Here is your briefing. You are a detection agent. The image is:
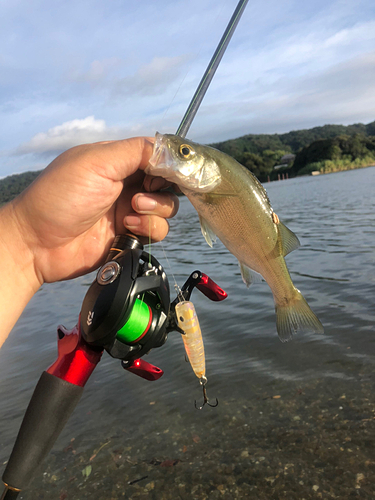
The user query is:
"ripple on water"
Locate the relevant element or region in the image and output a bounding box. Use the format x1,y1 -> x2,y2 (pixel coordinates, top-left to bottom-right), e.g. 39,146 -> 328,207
1,167 -> 375,491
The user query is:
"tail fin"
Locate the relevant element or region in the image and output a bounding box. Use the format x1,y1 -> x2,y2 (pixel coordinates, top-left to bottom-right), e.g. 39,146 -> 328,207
275,290 -> 324,343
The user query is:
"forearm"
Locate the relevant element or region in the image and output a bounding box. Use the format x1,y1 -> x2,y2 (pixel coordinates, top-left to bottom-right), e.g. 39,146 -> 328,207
0,201 -> 42,348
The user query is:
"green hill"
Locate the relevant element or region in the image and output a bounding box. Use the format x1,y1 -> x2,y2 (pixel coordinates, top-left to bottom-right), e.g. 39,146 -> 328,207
211,122 -> 375,157
291,134 -> 375,176
0,120 -> 374,206
0,171 -> 41,206
211,121 -> 375,181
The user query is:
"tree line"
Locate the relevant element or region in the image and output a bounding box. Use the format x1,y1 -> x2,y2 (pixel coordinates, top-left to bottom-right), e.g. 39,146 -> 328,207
1,120 -> 375,205
212,120 -> 375,182
0,171 -> 41,206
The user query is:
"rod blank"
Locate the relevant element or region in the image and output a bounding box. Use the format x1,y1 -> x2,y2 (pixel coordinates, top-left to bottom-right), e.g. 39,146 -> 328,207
176,0 -> 249,138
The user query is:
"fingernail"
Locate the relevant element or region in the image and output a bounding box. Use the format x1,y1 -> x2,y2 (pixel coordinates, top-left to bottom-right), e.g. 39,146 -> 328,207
124,215 -> 141,227
135,195 -> 157,212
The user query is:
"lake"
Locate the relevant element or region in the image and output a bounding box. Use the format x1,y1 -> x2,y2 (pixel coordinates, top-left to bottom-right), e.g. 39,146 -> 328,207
1,166 -> 375,499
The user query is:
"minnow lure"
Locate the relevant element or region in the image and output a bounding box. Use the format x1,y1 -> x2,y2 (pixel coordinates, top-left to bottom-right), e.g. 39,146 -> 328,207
175,300 -> 218,409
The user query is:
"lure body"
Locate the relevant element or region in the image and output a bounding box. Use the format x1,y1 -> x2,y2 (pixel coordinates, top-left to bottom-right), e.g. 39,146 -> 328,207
175,301 -> 205,379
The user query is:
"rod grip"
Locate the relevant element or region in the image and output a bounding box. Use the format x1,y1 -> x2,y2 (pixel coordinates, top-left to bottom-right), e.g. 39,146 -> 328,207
2,371 -> 83,490
0,487 -> 20,500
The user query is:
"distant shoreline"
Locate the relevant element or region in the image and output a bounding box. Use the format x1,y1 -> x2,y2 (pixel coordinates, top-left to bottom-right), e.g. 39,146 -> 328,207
265,163 -> 375,184
304,162 -> 375,177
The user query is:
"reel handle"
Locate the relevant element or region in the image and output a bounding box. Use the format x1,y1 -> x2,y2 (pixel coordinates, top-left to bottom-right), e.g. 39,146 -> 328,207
196,273 -> 227,301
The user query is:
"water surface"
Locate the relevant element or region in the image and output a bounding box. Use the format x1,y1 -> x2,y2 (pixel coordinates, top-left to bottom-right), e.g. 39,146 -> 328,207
1,167 -> 375,499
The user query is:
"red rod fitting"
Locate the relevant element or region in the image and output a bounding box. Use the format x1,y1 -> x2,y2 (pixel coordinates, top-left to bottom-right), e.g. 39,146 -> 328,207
47,322 -> 103,387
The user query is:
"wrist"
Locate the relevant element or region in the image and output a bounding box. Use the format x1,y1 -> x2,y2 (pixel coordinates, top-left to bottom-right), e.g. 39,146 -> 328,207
0,200 -> 42,346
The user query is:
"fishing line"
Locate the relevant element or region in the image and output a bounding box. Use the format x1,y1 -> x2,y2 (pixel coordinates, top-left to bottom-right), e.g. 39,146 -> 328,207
138,171 -> 182,302
142,198 -> 182,304
154,0 -> 229,134
148,214 -> 152,266
146,0 -> 249,305
176,0 -> 249,138
145,0 -> 249,292
155,69 -> 190,133
160,238 -> 182,301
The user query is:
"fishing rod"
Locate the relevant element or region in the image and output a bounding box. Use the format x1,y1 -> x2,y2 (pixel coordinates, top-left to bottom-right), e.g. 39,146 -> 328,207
176,0 -> 249,138
1,1 -> 248,498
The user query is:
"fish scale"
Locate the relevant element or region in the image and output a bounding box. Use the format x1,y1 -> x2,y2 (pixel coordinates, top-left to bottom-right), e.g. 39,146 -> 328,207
188,168 -> 294,294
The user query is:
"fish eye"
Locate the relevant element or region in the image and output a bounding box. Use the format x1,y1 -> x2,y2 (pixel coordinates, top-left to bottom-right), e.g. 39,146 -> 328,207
179,144 -> 193,158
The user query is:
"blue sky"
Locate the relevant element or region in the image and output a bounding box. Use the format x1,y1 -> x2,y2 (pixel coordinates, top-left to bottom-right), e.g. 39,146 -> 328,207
1,0 -> 375,177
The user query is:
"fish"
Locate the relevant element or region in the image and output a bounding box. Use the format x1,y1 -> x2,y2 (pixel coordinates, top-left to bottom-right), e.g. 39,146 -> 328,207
146,133 -> 324,342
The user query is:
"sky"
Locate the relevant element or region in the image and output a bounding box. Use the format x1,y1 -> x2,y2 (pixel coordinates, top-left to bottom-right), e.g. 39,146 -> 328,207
1,0 -> 375,177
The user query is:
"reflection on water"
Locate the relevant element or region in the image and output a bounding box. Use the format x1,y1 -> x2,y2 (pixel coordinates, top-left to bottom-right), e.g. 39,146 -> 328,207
1,167 -> 375,498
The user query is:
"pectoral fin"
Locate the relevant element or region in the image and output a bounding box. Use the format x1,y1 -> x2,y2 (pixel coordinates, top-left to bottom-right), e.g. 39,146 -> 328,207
239,262 -> 263,288
199,215 -> 217,247
278,222 -> 300,257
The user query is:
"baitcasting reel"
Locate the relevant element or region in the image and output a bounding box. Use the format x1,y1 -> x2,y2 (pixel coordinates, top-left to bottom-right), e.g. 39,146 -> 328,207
81,233 -> 227,379
80,234 -> 170,373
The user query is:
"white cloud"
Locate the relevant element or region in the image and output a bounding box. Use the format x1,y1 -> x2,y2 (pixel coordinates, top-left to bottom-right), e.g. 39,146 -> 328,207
220,17 -> 375,89
1,0 -> 375,175
193,50 -> 375,142
68,57 -> 124,86
112,55 -> 191,97
15,116 -> 124,155
325,20 -> 375,48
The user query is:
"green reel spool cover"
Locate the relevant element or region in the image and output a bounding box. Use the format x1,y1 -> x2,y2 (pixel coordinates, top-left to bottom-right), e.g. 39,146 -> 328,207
116,298 -> 152,344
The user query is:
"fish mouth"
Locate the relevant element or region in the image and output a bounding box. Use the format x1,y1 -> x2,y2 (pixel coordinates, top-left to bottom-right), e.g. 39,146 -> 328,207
146,133 -> 172,177
147,132 -> 194,185
146,132 -> 221,192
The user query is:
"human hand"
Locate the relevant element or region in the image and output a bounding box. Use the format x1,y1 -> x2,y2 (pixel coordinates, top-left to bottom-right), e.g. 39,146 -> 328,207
7,137 -> 179,285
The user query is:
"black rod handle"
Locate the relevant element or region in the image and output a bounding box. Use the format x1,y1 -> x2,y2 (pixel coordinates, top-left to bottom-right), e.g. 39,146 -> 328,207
1,486 -> 20,500
2,372 -> 83,491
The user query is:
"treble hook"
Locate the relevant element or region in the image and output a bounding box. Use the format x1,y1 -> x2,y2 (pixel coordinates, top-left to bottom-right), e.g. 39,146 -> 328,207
195,376 -> 218,410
